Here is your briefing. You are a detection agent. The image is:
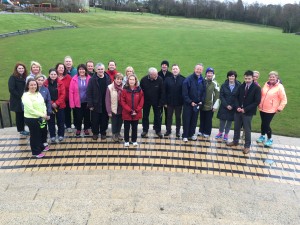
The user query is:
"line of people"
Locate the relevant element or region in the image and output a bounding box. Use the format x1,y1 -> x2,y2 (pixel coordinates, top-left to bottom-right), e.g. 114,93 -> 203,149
8,58 -> 287,158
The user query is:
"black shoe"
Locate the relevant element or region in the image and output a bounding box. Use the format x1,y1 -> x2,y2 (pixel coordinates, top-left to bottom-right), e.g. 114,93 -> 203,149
141,131 -> 148,138
92,135 -> 98,140
101,134 -> 106,140
176,133 -> 181,138
164,132 -> 171,137
156,132 -> 163,138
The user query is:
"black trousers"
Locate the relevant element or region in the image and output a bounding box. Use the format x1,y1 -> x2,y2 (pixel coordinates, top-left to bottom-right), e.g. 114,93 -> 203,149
161,106 -> 168,129
124,120 -> 138,142
24,118 -> 43,155
182,104 -> 199,138
15,111 -> 25,132
74,103 -> 91,131
199,110 -> 214,135
166,105 -> 182,134
260,111 -> 275,139
142,103 -> 162,133
41,124 -> 48,144
91,110 -> 109,135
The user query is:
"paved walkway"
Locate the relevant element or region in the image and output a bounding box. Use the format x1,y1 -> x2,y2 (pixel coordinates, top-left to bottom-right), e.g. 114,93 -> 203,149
0,127 -> 299,224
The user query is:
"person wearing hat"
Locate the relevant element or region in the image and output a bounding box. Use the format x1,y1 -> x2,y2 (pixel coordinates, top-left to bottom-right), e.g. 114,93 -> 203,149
158,60 -> 173,131
198,67 -> 220,138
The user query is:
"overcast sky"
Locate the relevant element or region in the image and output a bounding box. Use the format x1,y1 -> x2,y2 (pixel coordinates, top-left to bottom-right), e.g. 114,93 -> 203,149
242,0 -> 298,5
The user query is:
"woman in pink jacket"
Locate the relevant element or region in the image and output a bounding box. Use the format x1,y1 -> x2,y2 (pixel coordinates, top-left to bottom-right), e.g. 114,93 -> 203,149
257,71 -> 287,147
69,64 -> 91,137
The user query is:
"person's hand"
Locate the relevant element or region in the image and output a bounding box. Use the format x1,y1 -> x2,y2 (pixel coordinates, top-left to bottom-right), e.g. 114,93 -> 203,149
227,105 -> 232,110
46,116 -> 50,120
89,107 -> 94,111
164,105 -> 167,108
108,113 -> 112,117
52,103 -> 57,108
241,109 -> 245,113
237,107 -> 242,112
191,102 -> 196,107
212,108 -> 217,112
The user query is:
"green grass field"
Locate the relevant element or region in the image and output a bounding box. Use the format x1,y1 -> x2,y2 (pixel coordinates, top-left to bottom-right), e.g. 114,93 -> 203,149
0,10 -> 299,137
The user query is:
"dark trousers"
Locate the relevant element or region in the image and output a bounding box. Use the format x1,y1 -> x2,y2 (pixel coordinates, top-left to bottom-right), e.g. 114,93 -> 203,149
24,118 -> 43,155
233,112 -> 253,148
74,103 -> 91,131
111,113 -> 123,134
161,106 -> 168,129
15,111 -> 25,132
142,103 -> 162,133
48,109 -> 65,138
41,124 -> 48,144
260,111 -> 275,139
182,104 -> 199,138
199,110 -> 214,135
64,101 -> 72,128
124,120 -> 138,142
166,105 -> 182,134
91,110 -> 109,135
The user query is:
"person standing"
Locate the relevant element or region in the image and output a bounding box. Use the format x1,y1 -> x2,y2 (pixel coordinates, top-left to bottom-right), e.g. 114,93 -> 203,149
140,67 -> 164,138
198,67 -> 220,138
69,64 -> 91,137
105,73 -> 124,142
163,64 -> 185,137
64,56 -> 77,77
122,66 -> 135,87
253,71 -> 260,86
215,71 -> 241,142
26,61 -> 43,83
8,62 -> 29,135
120,74 -> 144,147
227,70 -> 261,154
105,60 -> 118,83
182,63 -> 206,142
257,71 -> 287,147
22,79 -> 47,158
86,60 -> 95,76
87,63 -> 111,141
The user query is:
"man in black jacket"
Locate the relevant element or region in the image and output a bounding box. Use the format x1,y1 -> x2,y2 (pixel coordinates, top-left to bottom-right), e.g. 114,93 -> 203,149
140,67 -> 165,138
164,64 -> 185,137
227,70 -> 261,154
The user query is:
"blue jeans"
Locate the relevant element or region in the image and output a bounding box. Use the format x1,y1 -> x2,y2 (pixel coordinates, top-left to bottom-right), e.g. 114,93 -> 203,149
48,109 -> 65,138
182,104 -> 199,138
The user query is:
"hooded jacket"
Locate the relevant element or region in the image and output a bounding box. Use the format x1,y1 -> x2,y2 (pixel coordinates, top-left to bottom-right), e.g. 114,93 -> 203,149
202,75 -> 220,111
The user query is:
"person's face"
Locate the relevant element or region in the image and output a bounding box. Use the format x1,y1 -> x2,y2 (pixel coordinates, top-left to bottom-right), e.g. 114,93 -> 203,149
253,73 -> 259,82
128,76 -> 136,86
244,75 -> 253,85
161,64 -> 168,72
36,77 -> 44,87
108,62 -> 116,71
17,65 -> 25,75
268,74 -> 277,84
96,66 -> 105,76
86,62 -> 94,72
228,75 -> 236,82
172,66 -> 180,76
194,65 -> 203,76
31,65 -> 40,75
149,71 -> 158,80
49,71 -> 58,81
206,71 -> 214,80
78,67 -> 86,76
28,80 -> 37,93
126,68 -> 134,77
115,77 -> 123,86
64,58 -> 73,69
57,64 -> 65,75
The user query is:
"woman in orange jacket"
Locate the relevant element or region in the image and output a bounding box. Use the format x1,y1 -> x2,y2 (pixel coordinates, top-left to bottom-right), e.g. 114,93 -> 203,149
257,71 -> 287,147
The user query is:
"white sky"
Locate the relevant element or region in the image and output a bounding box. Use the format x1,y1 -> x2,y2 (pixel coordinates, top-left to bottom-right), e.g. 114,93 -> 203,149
242,0 -> 298,5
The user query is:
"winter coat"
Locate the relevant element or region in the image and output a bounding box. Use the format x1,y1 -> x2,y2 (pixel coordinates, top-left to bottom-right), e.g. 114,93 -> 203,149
86,74 -> 111,113
120,86 -> 144,121
59,74 -> 72,102
105,70 -> 118,83
217,80 -> 241,121
39,86 -> 52,116
8,75 -> 26,112
259,81 -> 287,113
182,73 -> 206,105
202,76 -> 220,111
158,70 -> 173,82
235,82 -> 261,116
44,78 -> 66,109
140,75 -> 164,106
69,75 -> 91,108
164,74 -> 185,106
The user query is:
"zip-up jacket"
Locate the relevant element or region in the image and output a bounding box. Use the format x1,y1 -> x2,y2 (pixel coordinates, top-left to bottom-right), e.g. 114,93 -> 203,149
182,73 -> 206,105
202,76 -> 220,111
164,74 -> 185,106
44,78 -> 66,109
69,74 -> 91,108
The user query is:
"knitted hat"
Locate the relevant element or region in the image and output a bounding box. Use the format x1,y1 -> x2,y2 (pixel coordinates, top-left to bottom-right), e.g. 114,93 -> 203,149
161,60 -> 169,67
206,67 -> 214,74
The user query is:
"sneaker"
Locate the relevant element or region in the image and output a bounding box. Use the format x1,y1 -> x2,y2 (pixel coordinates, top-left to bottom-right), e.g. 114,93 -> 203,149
176,133 -> 181,138
190,135 -> 197,141
132,142 -> 138,147
34,153 -> 45,158
58,136 -> 64,142
124,142 -> 130,147
66,128 -> 73,133
43,146 -> 50,152
156,132 -> 163,138
84,130 -> 90,136
75,130 -> 81,137
164,132 -> 171,137
92,135 -> 98,140
118,133 -> 123,141
112,134 -> 119,142
101,134 -> 106,140
20,131 -> 30,136
197,132 -> 203,136
256,135 -> 265,143
215,132 -> 223,139
50,137 -> 56,143
203,134 -> 210,138
223,134 -> 228,141
264,139 -> 273,147
183,138 -> 188,142
141,131 -> 148,138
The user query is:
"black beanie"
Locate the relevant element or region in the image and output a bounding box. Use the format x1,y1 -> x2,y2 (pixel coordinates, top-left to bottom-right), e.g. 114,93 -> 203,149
161,60 -> 169,67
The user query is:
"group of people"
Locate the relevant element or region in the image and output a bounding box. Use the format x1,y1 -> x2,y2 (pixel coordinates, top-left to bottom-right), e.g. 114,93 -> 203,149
8,57 -> 287,158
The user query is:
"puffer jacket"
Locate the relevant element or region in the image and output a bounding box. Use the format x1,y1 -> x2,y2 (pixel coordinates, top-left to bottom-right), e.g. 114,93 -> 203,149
44,78 -> 66,109
259,81 -> 287,113
182,73 -> 206,105
202,76 -> 220,111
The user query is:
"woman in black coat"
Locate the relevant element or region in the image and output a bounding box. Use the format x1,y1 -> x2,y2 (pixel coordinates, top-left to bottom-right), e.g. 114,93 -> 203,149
8,62 -> 29,135
215,71 -> 240,141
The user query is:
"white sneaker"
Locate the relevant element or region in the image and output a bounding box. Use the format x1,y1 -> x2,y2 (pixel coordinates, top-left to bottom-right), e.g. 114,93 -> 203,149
183,138 -> 188,142
197,132 -> 203,136
132,142 -> 138,147
203,134 -> 210,138
58,136 -> 64,142
67,128 -> 73,133
124,142 -> 130,147
191,135 -> 197,141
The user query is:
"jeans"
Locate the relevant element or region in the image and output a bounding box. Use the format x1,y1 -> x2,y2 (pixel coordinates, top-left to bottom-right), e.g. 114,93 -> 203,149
182,104 -> 199,138
48,109 -> 65,138
219,119 -> 232,134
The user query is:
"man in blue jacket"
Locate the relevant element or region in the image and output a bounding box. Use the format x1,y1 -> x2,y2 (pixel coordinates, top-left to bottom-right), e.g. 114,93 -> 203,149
182,63 -> 206,142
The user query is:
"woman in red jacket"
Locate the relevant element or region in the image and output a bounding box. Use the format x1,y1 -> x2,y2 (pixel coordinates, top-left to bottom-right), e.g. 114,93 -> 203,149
120,74 -> 144,147
44,68 -> 66,142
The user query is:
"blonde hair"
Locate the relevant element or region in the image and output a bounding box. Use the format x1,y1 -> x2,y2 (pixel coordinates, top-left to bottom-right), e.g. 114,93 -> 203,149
125,66 -> 135,76
269,71 -> 279,78
30,61 -> 42,74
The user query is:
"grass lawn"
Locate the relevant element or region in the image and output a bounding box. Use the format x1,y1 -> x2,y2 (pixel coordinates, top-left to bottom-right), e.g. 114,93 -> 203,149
0,10 -> 299,137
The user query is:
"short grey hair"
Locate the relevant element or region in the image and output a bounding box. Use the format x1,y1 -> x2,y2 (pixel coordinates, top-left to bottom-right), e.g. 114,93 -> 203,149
95,63 -> 105,69
195,63 -> 204,69
148,67 -> 158,74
